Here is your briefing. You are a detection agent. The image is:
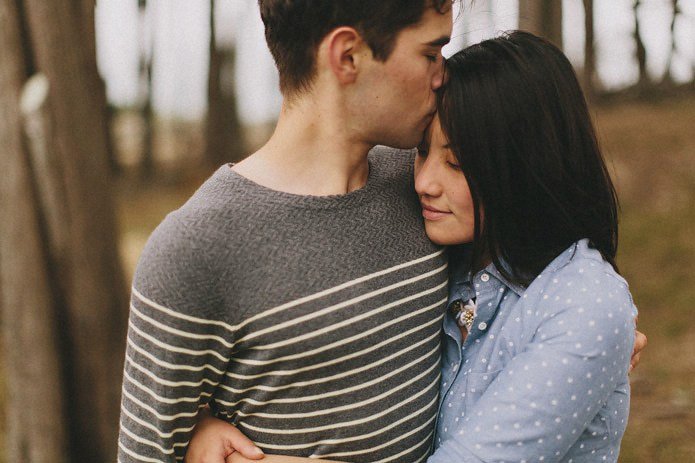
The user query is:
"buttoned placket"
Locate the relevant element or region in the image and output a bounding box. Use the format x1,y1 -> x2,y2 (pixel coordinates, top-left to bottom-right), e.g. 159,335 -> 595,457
433,268 -> 509,452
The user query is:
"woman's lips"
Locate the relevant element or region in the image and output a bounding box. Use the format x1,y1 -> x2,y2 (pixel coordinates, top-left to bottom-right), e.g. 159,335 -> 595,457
421,204 -> 451,221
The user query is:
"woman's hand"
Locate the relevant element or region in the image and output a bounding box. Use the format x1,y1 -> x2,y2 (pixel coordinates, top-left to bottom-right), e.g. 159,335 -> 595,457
185,407 -> 264,463
630,328 -> 648,373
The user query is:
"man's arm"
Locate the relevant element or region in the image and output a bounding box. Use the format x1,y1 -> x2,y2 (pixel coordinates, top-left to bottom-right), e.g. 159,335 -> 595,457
118,216 -> 235,462
226,454 -> 340,463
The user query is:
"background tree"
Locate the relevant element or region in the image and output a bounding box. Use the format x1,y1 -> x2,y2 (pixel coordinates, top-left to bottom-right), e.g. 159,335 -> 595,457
138,0 -> 155,178
582,0 -> 597,99
204,0 -> 245,169
518,0 -> 563,49
662,0 -> 681,85
0,0 -> 128,461
0,2 -> 69,461
633,0 -> 649,88
79,0 -> 119,173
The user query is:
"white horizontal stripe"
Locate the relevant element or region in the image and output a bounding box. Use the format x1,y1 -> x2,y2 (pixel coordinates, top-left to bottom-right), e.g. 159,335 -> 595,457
127,312 -> 441,394
126,354 -> 220,389
373,431 -> 434,463
124,369 -> 211,405
121,405 -> 195,440
253,395 -> 438,450
215,331 -> 440,408
123,388 -> 203,421
315,413 -> 436,459
127,336 -> 225,375
232,299 -> 446,378
234,297 -> 444,366
120,423 -> 175,455
250,280 -> 448,352
239,373 -> 441,434
129,274 -> 445,369
228,352 -> 439,419
225,315 -> 442,382
129,293 -> 445,382
118,441 -> 167,463
237,263 -> 448,344
132,249 -> 444,333
129,320 -> 228,363
131,303 -> 234,348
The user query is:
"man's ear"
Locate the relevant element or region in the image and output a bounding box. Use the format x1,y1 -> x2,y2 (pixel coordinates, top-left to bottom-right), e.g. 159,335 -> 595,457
324,27 -> 367,85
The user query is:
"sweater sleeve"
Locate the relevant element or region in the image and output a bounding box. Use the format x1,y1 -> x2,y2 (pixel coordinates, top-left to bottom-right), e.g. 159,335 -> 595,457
427,273 -> 635,463
117,214 -> 236,462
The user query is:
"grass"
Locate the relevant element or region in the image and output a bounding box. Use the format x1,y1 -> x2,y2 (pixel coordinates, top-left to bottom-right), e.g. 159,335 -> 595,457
593,95 -> 695,462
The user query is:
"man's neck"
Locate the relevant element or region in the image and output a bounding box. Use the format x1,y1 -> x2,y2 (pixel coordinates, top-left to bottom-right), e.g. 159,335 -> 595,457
232,97 -> 373,196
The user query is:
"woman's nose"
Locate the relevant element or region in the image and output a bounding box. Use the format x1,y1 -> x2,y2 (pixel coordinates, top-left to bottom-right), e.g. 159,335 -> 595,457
415,156 -> 442,198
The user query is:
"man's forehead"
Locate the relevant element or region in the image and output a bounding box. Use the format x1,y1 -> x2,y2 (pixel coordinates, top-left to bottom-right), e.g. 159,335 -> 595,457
411,6 -> 453,44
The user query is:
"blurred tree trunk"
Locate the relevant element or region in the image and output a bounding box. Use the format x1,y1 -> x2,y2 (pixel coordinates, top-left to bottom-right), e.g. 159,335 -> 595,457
79,0 -> 119,174
633,0 -> 649,87
0,2 -> 69,462
582,0 -> 596,99
518,0 -> 563,50
0,0 -> 128,461
138,0 -> 155,178
662,0 -> 680,85
204,0 -> 245,168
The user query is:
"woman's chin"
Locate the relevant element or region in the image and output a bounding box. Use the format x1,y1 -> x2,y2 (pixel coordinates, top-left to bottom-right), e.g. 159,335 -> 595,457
424,226 -> 473,246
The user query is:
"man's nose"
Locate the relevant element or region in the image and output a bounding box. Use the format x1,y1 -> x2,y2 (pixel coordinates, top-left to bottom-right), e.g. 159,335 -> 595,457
431,61 -> 445,90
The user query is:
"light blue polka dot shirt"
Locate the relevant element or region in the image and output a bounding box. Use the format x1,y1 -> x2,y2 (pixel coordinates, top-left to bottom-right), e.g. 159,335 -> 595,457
429,239 -> 636,463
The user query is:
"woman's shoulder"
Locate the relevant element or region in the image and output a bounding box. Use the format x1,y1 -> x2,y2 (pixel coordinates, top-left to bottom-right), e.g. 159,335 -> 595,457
527,239 -> 637,321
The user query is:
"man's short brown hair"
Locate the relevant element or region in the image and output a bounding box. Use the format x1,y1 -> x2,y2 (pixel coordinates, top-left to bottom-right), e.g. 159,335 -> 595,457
259,0 -> 450,96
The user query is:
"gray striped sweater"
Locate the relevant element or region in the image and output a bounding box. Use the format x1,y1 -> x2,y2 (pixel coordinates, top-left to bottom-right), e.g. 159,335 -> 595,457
118,147 -> 449,463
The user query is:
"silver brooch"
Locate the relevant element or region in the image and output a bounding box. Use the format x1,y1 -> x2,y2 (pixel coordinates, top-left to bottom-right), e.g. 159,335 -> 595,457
450,298 -> 477,331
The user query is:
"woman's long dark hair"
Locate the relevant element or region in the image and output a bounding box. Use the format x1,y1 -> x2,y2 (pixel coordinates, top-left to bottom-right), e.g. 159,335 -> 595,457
438,31 -> 619,286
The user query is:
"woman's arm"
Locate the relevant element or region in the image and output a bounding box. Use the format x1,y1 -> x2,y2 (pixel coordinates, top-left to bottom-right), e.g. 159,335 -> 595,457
427,277 -> 635,463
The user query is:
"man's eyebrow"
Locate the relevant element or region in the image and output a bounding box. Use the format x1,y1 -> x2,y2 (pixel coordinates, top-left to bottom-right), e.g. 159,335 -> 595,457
424,35 -> 451,47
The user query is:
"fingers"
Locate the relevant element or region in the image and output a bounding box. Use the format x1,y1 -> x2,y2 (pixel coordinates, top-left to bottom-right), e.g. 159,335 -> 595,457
629,330 -> 647,373
634,330 -> 648,353
629,351 -> 641,373
223,426 -> 264,460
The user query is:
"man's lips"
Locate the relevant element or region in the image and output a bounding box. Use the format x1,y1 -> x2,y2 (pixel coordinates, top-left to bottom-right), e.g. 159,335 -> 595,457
421,203 -> 451,220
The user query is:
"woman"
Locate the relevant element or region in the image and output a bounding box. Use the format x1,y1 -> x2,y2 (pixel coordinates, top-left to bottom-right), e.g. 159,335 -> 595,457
186,31 -> 644,463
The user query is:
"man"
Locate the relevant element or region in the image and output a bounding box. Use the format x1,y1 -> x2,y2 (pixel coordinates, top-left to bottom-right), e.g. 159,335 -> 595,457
117,1 -> 454,462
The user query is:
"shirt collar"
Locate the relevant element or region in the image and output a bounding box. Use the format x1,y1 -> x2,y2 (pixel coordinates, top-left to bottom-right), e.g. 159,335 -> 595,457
447,245 -> 474,307
447,240 -> 582,304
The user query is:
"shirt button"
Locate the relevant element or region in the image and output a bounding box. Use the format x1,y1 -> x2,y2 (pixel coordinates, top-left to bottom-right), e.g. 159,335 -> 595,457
481,273 -> 490,282
478,322 -> 488,330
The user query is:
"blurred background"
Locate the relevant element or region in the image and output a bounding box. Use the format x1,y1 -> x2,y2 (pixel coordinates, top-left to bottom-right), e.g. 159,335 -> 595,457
0,0 -> 693,462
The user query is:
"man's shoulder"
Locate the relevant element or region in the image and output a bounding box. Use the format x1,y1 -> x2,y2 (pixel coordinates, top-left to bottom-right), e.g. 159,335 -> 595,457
368,145 -> 415,172
133,167 -> 246,285
368,145 -> 416,192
